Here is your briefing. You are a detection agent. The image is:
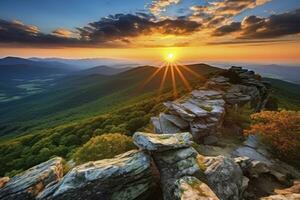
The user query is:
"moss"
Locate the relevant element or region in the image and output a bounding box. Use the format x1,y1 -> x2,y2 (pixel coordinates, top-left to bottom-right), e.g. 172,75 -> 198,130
196,155 -> 207,171
186,177 -> 201,188
200,105 -> 213,112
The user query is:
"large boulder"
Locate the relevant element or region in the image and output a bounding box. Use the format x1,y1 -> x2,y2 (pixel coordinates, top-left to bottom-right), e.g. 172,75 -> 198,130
133,132 -> 193,152
153,147 -> 202,200
0,157 -> 63,200
39,150 -> 152,200
203,156 -> 248,200
133,132 -> 203,200
233,136 -> 298,185
174,176 -> 219,200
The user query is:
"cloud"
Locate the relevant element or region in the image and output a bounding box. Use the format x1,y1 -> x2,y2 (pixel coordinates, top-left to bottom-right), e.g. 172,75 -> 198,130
52,28 -> 74,38
210,0 -> 271,16
77,13 -> 201,43
0,13 -> 201,47
190,0 -> 271,27
212,9 -> 300,39
212,22 -> 241,36
149,0 -> 181,16
0,19 -> 40,42
0,19 -> 81,46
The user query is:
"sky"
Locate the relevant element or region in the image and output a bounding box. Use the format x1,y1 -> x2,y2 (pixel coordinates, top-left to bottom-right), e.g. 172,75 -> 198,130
0,0 -> 300,63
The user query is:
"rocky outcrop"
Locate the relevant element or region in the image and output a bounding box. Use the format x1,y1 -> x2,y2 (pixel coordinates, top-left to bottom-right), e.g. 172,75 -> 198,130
203,156 -> 248,200
174,176 -> 219,200
133,132 -> 203,200
0,157 -> 63,200
155,90 -> 226,143
38,150 -> 152,200
233,136 -> 300,198
233,136 -> 299,183
151,67 -> 270,143
133,132 -> 250,200
223,66 -> 270,111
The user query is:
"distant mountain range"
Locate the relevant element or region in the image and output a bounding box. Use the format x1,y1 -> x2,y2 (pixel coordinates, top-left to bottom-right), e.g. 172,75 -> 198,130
209,62 -> 300,84
0,57 -> 76,80
0,57 -> 137,103
79,65 -> 133,76
0,57 -> 138,80
30,57 -> 140,69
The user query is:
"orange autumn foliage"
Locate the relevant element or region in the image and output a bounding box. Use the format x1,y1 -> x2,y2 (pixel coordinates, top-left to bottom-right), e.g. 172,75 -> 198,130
244,110 -> 300,158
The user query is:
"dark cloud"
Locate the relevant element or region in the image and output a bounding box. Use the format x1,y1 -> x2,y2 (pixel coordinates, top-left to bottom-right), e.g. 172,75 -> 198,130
240,9 -> 300,39
212,22 -> 241,36
0,13 -> 201,47
0,19 -> 80,46
212,9 -> 300,39
78,13 -> 201,42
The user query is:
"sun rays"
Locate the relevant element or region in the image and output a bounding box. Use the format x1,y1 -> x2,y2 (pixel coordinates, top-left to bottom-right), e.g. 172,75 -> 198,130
139,53 -> 205,99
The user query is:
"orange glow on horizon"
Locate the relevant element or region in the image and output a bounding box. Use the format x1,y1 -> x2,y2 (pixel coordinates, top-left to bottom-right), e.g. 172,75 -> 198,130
0,41 -> 300,64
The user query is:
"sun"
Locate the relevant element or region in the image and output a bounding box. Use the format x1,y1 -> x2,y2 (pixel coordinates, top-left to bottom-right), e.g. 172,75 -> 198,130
165,52 -> 176,63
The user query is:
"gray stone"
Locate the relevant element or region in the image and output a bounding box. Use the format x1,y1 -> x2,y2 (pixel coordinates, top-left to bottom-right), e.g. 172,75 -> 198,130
191,90 -> 223,100
153,147 -> 202,200
151,117 -> 162,134
41,150 -> 152,200
0,157 -> 63,200
244,135 -> 259,148
133,132 -> 193,152
164,102 -> 196,121
161,113 -> 189,129
174,176 -> 220,200
181,101 -> 209,117
159,113 -> 183,134
232,146 -> 271,164
204,156 -> 247,200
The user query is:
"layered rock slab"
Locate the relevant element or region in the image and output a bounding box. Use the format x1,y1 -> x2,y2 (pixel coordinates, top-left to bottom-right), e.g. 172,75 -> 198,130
133,132 -> 193,152
0,157 -> 63,200
158,90 -> 226,142
174,176 -> 219,200
203,156 -> 248,200
39,150 -> 152,200
133,132 -> 203,200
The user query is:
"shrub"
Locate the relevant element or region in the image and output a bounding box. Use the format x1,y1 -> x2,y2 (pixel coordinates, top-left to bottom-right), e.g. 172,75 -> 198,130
73,133 -> 136,164
224,104 -> 253,129
244,110 -> 300,165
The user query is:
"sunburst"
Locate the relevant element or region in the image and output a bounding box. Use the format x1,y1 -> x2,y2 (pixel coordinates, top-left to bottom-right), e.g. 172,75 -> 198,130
139,52 -> 204,98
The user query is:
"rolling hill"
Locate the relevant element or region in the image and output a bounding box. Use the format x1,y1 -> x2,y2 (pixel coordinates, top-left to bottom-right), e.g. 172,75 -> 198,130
0,57 -> 77,80
79,65 -> 132,75
263,78 -> 300,110
0,64 -> 220,139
